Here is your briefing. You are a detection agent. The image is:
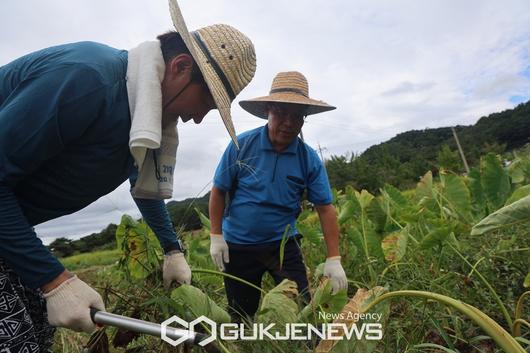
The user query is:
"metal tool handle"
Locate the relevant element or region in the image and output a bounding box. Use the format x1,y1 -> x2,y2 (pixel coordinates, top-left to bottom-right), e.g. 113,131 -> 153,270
90,308 -> 207,346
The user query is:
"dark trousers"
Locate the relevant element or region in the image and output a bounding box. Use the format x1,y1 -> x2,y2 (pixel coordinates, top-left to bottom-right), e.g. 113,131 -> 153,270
0,259 -> 55,353
224,236 -> 310,322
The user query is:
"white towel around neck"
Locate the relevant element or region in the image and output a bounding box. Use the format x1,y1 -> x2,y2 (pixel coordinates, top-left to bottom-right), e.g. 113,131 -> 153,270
127,41 -> 178,199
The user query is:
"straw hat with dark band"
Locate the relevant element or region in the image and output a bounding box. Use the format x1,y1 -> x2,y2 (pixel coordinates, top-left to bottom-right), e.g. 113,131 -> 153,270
168,0 -> 256,146
239,71 -> 336,119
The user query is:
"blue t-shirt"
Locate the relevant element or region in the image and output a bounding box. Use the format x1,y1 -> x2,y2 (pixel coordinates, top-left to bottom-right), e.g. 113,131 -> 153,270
213,125 -> 332,244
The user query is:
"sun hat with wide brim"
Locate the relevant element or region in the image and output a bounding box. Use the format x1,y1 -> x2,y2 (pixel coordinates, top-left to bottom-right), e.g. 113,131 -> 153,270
168,0 -> 256,147
239,71 -> 335,119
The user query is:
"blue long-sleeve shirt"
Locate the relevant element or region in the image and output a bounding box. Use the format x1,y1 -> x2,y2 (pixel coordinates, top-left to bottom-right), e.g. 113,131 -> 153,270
0,42 -> 180,288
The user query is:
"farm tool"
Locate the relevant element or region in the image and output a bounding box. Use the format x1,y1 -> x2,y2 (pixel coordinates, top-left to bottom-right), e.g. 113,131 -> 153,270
89,308 -> 222,353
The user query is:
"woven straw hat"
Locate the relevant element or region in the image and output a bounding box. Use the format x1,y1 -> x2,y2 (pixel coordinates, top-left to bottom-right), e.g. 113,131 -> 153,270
168,0 -> 256,146
239,71 -> 335,119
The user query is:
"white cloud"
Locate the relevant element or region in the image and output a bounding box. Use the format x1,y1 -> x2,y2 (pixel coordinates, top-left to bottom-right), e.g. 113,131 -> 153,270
1,0 -> 529,239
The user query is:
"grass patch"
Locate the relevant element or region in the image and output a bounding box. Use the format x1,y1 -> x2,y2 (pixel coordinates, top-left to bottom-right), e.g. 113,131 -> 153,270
60,249 -> 120,271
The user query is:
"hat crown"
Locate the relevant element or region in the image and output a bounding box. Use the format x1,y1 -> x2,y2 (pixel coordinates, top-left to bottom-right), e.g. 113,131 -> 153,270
270,71 -> 309,98
196,24 -> 256,100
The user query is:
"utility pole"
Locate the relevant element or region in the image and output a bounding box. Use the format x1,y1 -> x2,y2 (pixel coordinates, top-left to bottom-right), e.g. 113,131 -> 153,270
451,127 -> 470,174
318,143 -> 327,173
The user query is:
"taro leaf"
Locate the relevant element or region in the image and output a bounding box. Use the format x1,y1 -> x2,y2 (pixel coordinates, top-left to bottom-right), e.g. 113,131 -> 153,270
416,171 -> 434,201
505,184 -> 530,206
471,195 -> 530,235
315,286 -> 389,353
420,227 -> 459,250
347,223 -> 384,262
439,171 -> 472,222
115,215 -> 162,280
468,167 -> 486,211
366,198 -> 387,234
256,279 -> 299,326
347,227 -> 364,256
298,278 -> 348,322
338,199 -> 361,225
355,190 -> 374,210
296,215 -> 322,245
507,157 -> 528,184
194,207 -> 211,231
314,262 -> 326,281
296,222 -> 322,245
382,184 -> 409,208
297,209 -> 313,222
481,153 -> 511,211
170,284 -> 230,323
381,228 -> 408,263
524,271 -> 530,288
332,188 -> 340,205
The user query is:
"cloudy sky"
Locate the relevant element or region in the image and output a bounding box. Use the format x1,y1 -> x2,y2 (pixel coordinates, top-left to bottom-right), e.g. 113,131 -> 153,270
2,0 -> 530,243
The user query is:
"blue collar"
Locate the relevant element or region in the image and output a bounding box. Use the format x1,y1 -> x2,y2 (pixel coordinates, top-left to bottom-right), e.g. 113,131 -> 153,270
259,124 -> 299,154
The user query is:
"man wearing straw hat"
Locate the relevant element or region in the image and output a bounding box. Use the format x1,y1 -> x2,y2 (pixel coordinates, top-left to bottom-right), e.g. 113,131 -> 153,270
0,0 -> 256,349
209,71 -> 347,321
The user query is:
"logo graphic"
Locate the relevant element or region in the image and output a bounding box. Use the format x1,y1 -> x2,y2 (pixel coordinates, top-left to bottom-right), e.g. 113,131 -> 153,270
160,315 -> 216,347
160,313 -> 383,345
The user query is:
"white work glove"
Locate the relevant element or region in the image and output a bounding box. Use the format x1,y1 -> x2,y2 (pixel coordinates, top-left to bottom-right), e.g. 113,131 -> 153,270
324,256 -> 348,294
163,251 -> 192,289
210,233 -> 229,271
44,275 -> 105,333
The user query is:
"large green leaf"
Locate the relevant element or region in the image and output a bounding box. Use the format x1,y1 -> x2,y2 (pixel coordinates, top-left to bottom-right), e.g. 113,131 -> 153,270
194,207 -> 211,231
481,153 -> 511,211
296,219 -> 322,245
348,223 -> 384,262
170,284 -> 230,323
471,195 -> 530,235
439,171 -> 472,222
468,167 -> 486,216
505,184 -> 530,206
366,198 -> 387,233
507,155 -> 530,185
381,228 -> 408,263
416,171 -> 434,201
415,171 -> 438,212
338,199 -> 361,224
382,184 -> 409,208
296,211 -> 322,244
115,215 -> 162,280
355,190 -> 374,210
256,279 -> 299,326
420,227 -> 459,250
298,279 -> 349,322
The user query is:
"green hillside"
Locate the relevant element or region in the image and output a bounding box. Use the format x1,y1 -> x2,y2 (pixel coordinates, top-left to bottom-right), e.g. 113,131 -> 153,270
327,101 -> 530,192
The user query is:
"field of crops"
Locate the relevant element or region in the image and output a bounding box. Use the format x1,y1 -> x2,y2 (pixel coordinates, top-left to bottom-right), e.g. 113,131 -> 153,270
53,152 -> 529,353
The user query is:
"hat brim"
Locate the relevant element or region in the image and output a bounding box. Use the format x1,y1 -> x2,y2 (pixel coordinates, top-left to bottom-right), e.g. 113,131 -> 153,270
168,0 -> 237,146
239,92 -> 336,119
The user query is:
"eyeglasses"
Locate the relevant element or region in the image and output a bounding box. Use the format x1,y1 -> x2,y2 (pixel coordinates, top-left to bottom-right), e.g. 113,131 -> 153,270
269,104 -> 307,123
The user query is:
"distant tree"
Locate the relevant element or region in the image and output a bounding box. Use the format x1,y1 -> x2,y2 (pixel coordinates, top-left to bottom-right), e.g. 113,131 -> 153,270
49,237 -> 75,257
437,144 -> 461,172
326,154 -> 356,190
